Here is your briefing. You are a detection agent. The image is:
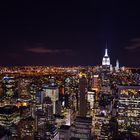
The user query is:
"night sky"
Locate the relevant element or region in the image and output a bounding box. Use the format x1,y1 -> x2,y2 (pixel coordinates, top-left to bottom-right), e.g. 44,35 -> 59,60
0,1 -> 140,67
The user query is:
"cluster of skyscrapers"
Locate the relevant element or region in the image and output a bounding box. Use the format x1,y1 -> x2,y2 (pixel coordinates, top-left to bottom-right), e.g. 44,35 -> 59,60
0,48 -> 139,140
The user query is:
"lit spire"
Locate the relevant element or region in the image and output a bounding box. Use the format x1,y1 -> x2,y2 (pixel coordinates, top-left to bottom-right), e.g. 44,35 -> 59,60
102,41 -> 110,66
104,41 -> 108,56
115,59 -> 119,72
116,59 -> 119,68
105,48 -> 108,57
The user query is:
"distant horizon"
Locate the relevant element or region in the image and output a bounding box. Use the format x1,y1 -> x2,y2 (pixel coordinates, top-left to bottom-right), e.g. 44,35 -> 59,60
0,64 -> 139,68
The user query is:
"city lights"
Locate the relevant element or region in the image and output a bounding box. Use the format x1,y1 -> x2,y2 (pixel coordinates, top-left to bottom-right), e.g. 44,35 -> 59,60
0,1 -> 140,139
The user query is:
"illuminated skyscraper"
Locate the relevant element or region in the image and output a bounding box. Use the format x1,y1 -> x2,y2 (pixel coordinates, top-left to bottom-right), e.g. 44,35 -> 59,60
117,85 -> 140,136
115,59 -> 119,72
18,78 -> 31,99
42,85 -> 59,114
2,76 -> 17,98
92,74 -> 99,91
102,48 -> 110,67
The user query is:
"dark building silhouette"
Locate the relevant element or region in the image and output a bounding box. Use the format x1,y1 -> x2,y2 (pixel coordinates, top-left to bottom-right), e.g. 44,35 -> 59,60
109,117 -> 118,140
43,96 -> 54,122
79,75 -> 88,117
59,125 -> 71,140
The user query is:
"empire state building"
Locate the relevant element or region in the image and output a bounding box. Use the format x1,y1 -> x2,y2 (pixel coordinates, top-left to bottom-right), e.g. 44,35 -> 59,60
102,48 -> 110,67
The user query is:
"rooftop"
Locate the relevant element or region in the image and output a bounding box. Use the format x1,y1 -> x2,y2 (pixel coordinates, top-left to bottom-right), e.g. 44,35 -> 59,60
74,116 -> 92,123
59,125 -> 70,130
0,105 -> 19,115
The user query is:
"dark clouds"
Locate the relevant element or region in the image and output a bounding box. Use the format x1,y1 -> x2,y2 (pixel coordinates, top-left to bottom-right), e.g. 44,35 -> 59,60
27,47 -> 60,54
125,38 -> 140,51
26,47 -> 72,54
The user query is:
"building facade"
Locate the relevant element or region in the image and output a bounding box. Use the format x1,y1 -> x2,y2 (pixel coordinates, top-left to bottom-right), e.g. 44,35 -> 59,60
117,85 -> 140,136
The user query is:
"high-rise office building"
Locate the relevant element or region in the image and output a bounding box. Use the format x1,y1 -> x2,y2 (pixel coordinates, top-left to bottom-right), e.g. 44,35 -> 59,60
87,91 -> 95,109
2,76 -> 17,98
92,74 -> 99,91
79,75 -> 88,117
117,85 -> 140,136
71,116 -> 92,140
102,48 -> 110,67
64,77 -> 74,109
18,78 -> 31,100
42,84 -> 59,114
43,96 -> 54,122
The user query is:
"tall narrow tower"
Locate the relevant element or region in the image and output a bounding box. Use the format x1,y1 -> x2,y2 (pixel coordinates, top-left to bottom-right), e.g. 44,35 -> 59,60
102,48 -> 110,67
79,75 -> 88,117
115,60 -> 119,72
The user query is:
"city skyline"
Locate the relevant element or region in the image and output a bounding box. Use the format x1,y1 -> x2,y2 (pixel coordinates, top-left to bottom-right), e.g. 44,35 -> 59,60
0,1 -> 140,66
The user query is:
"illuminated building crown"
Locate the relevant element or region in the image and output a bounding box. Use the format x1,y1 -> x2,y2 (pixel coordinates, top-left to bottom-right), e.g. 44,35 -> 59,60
102,47 -> 110,66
